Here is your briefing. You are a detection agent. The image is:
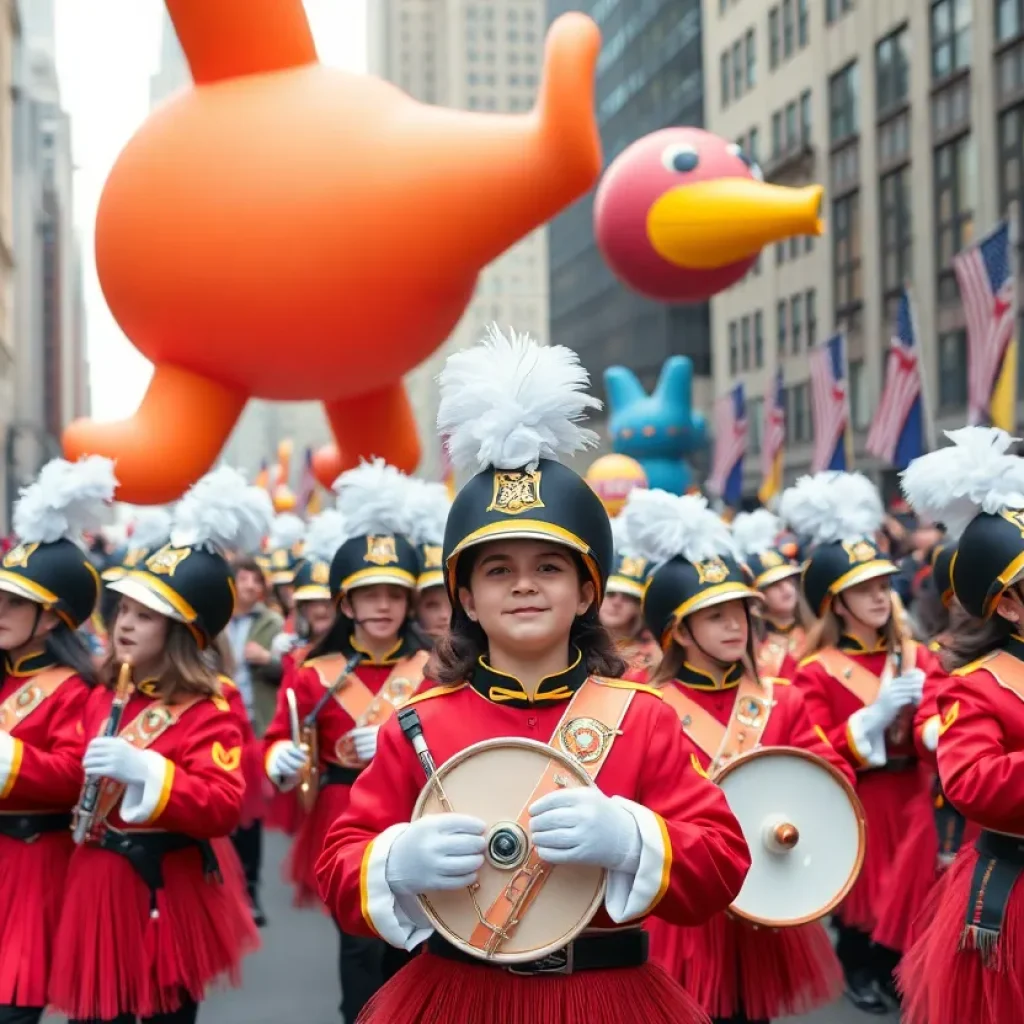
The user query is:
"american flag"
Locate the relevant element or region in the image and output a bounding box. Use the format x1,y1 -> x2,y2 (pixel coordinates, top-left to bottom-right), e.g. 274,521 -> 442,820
295,446 -> 319,518
707,383 -> 748,506
954,220 -> 1015,425
758,367 -> 785,503
810,332 -> 850,472
865,289 -> 925,467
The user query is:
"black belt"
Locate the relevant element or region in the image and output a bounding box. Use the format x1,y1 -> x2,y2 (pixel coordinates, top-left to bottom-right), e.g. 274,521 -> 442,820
962,831 -> 1024,967
97,829 -> 221,917
932,778 -> 966,864
426,929 -> 649,976
322,762 -> 362,787
863,755 -> 917,775
0,812 -> 72,842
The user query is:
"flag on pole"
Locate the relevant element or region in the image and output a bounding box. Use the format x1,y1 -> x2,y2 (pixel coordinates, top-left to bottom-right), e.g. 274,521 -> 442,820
295,446 -> 320,518
758,367 -> 785,505
865,288 -> 925,468
707,383 -> 748,507
953,219 -> 1015,426
809,332 -> 851,472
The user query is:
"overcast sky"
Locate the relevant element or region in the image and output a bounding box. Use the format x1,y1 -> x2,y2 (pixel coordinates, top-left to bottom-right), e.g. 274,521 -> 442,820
54,0 -> 368,420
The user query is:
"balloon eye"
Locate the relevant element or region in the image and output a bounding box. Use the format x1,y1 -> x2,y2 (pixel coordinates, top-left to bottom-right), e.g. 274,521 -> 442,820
662,144 -> 699,173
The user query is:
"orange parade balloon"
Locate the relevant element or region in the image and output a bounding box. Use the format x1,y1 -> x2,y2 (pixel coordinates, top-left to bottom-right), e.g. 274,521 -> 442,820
62,0 -> 603,504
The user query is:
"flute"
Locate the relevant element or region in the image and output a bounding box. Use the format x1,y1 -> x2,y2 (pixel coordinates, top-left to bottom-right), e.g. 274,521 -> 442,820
72,661 -> 135,845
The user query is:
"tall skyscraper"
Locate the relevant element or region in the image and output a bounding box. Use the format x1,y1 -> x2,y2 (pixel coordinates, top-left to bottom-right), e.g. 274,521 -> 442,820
369,0 -> 550,482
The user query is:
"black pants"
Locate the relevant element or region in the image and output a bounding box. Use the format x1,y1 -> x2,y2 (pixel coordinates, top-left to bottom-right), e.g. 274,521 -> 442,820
231,818 -> 263,894
0,1008 -> 44,1024
336,923 -> 415,1022
68,998 -> 198,1024
834,919 -> 897,984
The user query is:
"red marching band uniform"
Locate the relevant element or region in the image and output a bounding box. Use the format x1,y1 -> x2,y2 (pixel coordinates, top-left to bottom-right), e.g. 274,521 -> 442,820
48,467 -> 271,1022
0,456 -> 118,1023
315,330 -> 751,1024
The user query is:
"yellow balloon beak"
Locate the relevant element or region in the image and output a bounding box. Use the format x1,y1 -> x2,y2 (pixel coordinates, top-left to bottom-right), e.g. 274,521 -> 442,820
646,178 -> 825,270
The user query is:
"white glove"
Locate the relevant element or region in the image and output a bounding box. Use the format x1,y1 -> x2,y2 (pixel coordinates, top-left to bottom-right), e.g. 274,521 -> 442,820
268,741 -> 310,784
348,725 -> 379,762
270,632 -> 298,659
385,814 -> 486,895
856,668 -> 925,733
530,788 -> 642,872
83,737 -> 150,786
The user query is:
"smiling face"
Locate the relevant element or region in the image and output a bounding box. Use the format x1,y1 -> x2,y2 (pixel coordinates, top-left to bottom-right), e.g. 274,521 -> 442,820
675,599 -> 750,664
297,597 -> 336,641
0,592 -> 57,652
343,584 -> 410,645
113,595 -> 170,671
460,539 -> 595,656
416,586 -> 452,639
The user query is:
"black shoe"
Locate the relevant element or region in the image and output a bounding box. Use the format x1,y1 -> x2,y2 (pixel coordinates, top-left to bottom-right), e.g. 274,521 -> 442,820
876,972 -> 902,1011
843,971 -> 890,1015
248,885 -> 268,928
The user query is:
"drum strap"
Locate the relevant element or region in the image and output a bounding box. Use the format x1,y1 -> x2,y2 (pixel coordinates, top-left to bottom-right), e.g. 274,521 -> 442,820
756,636 -> 789,678
811,642 -> 918,707
661,674 -> 774,778
0,667 -> 75,733
466,677 -> 635,956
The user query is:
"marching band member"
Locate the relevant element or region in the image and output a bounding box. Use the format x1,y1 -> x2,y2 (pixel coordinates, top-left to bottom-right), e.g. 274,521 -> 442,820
602,515 -> 661,680
264,513 -> 306,629
623,488 -> 849,1024
48,467 -> 271,1024
895,429 -> 1024,1024
315,328 -> 750,1024
732,509 -> 808,680
783,472 -> 938,1014
406,480 -> 454,642
0,457 -> 117,1024
263,461 -> 430,1024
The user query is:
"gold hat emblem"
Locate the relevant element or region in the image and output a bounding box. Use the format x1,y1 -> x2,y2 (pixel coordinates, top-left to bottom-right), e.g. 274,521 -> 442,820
2,543 -> 38,569
145,546 -> 191,577
271,550 -> 289,568
422,544 -> 443,570
842,539 -> 877,564
695,558 -> 730,584
365,535 -> 398,566
619,555 -> 648,579
124,547 -> 148,569
311,560 -> 330,585
487,469 -> 544,516
760,549 -> 784,568
1001,509 -> 1024,536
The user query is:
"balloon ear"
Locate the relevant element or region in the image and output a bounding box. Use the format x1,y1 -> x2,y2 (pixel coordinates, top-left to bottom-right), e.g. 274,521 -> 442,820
604,366 -> 647,414
651,356 -> 693,415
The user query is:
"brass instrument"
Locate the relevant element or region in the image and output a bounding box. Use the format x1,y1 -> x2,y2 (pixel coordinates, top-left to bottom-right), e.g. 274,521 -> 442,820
887,591 -> 917,746
72,661 -> 135,844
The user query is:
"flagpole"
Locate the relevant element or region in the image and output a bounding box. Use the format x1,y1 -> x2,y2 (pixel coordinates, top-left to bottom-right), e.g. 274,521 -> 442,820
904,282 -> 938,452
1011,201 -> 1021,431
839,328 -> 854,469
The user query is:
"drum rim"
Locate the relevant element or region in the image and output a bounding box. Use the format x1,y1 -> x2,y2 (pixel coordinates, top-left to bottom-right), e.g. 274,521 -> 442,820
412,735 -> 609,963
715,744 -> 867,929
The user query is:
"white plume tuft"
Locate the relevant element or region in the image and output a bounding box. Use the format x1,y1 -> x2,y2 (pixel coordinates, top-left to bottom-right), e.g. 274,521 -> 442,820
13,456 -> 118,545
621,488 -> 738,568
609,513 -> 639,559
171,466 -> 274,555
403,479 -> 452,547
333,458 -> 411,538
268,513 -> 306,552
303,509 -> 348,564
732,509 -> 783,558
900,427 -> 1024,538
778,472 -> 884,545
436,325 -> 601,474
128,507 -> 173,552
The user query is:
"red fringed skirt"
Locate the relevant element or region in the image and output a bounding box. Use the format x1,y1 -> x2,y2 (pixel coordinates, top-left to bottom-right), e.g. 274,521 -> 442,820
838,767 -> 925,932
647,911 -> 841,1019
48,836 -> 259,1020
0,830 -> 74,1007
898,844 -> 1024,1024
356,951 -> 709,1024
238,737 -> 269,829
285,782 -> 351,908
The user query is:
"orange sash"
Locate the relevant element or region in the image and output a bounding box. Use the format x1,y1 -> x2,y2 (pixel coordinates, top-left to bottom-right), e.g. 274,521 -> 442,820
972,650 -> 1024,702
0,667 -> 75,733
662,675 -> 775,778
812,640 -> 918,707
466,677 -> 635,955
756,635 -> 789,678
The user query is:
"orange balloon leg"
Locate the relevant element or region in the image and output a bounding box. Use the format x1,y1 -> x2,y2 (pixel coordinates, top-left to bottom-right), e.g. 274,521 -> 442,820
62,363 -> 247,505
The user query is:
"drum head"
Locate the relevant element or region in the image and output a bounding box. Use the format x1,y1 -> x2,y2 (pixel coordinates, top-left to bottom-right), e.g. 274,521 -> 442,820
716,746 -> 866,927
412,737 -> 607,963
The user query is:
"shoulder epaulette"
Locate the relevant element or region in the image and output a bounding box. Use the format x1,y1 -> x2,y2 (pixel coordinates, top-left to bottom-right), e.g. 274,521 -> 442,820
403,683 -> 468,707
218,674 -> 237,690
951,652 -> 998,677
797,652 -> 823,669
592,677 -> 664,700
928,640 -> 942,653
764,675 -> 792,685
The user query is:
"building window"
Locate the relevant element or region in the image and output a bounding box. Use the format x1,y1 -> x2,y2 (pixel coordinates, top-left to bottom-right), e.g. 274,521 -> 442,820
772,110 -> 783,157
833,190 -> 863,327
745,28 -> 756,89
797,0 -> 809,47
934,133 -> 976,297
998,105 -> 1024,243
733,40 -> 743,98
754,311 -> 765,368
785,101 -> 797,151
829,62 -> 859,144
806,289 -> 818,345
741,316 -> 751,370
826,0 -> 855,23
997,0 -> 1024,42
769,7 -> 780,69
938,329 -> 968,408
876,26 -> 910,116
790,294 -> 804,352
729,321 -> 739,375
783,0 -> 794,57
931,0 -> 972,81
793,382 -> 811,442
776,241 -> 786,266
777,300 -> 788,354
880,165 -> 913,305
721,51 -> 731,106
749,126 -> 761,163
799,89 -> 812,144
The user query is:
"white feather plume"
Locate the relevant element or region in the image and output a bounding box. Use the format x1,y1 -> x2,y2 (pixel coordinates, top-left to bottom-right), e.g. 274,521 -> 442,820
171,466 -> 274,555
900,427 -> 1024,538
333,458 -> 410,538
13,456 -> 118,545
731,509 -> 783,558
621,488 -> 738,568
303,509 -> 348,564
436,325 -> 601,474
268,513 -> 306,552
128,507 -> 172,552
609,514 -> 639,559
778,472 -> 884,545
403,479 -> 452,547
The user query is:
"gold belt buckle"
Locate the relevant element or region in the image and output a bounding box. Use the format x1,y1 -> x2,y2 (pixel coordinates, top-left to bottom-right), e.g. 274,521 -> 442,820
506,943 -> 574,976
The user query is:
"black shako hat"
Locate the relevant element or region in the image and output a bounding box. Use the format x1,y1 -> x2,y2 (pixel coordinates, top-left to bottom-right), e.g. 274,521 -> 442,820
732,509 -> 803,590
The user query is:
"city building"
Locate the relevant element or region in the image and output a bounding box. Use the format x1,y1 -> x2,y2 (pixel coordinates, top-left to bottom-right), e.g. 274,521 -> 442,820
0,1 -> 17,532
370,0 -> 550,482
546,0 -> 713,474
704,0 -> 1024,499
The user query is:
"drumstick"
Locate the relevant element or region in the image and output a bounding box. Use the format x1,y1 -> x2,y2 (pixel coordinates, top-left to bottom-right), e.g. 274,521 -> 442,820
397,707 -> 455,813
286,688 -> 301,747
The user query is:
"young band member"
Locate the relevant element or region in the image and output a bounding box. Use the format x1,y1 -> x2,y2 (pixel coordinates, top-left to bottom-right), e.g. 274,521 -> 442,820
48,467 -> 271,1024
602,516 -> 660,680
314,328 -> 751,1024
0,457 -> 117,1024
784,471 -> 938,1014
895,428 -> 1024,1024
623,488 -> 850,1024
264,513 -> 306,629
406,480 -> 453,642
264,461 -> 430,1024
731,509 -> 808,680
